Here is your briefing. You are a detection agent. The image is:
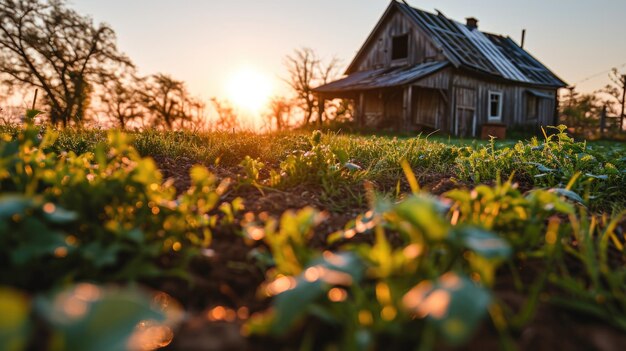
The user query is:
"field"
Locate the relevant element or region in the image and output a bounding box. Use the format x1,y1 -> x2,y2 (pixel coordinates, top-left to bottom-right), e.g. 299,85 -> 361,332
1,116 -> 626,350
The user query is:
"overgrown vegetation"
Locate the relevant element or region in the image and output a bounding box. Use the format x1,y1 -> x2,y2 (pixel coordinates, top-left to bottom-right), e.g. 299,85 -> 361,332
243,177 -> 625,350
0,111 -> 238,349
1,120 -> 625,350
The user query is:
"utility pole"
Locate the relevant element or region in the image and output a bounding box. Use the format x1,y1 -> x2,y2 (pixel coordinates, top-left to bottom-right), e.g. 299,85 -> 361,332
619,74 -> 626,132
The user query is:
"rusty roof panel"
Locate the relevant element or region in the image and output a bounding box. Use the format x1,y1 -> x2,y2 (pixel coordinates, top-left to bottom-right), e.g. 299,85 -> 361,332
485,34 -> 567,87
397,3 -> 500,75
314,61 -> 449,93
395,1 -> 566,87
456,24 -> 530,83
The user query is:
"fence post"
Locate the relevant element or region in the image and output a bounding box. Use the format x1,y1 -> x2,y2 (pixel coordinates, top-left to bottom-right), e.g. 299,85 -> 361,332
31,89 -> 38,110
619,74 -> 626,132
600,105 -> 606,137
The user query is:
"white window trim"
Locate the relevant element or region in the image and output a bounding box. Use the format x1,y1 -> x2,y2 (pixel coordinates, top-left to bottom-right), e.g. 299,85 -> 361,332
488,91 -> 503,122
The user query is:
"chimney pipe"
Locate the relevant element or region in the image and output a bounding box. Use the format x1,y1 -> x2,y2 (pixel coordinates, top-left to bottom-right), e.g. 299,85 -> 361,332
521,29 -> 526,48
466,17 -> 478,30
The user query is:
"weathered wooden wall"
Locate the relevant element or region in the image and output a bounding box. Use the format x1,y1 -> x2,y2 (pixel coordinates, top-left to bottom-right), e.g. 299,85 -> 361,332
384,89 -> 404,128
363,91 -> 383,126
431,70 -> 558,135
414,68 -> 450,90
352,9 -> 444,72
414,88 -> 445,129
358,74 -> 557,135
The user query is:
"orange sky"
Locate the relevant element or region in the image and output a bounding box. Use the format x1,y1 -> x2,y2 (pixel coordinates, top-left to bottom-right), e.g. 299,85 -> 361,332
70,0 -> 626,113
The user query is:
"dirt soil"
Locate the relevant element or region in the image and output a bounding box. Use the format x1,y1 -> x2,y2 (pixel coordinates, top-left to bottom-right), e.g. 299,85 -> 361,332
151,156 -> 626,351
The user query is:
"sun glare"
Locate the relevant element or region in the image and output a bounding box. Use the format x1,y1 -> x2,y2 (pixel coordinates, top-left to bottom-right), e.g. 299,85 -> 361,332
227,67 -> 273,114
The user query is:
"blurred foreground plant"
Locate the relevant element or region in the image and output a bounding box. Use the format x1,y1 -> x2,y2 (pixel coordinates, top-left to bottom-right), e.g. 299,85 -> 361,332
0,110 -> 239,289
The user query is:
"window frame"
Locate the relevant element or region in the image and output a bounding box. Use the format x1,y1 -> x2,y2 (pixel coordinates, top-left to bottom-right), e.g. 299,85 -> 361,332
391,33 -> 409,61
488,91 -> 503,122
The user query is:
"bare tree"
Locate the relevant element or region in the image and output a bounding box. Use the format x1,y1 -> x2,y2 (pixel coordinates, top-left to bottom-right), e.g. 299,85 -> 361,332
284,48 -> 341,126
138,74 -> 192,130
210,98 -> 239,131
324,99 -> 354,123
182,97 -> 209,132
0,0 -> 132,126
265,96 -> 293,131
99,71 -> 143,129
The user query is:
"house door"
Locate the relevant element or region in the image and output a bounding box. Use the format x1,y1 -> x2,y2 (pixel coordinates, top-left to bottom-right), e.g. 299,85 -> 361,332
456,108 -> 475,138
454,87 -> 477,137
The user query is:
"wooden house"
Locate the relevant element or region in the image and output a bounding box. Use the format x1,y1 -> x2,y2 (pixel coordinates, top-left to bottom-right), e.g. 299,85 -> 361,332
314,1 -> 567,137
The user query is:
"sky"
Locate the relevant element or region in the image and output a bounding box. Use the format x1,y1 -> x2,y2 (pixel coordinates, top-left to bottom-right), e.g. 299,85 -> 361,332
70,0 -> 626,105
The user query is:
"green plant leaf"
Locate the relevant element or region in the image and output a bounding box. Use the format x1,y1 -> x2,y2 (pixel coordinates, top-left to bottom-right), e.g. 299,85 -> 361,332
526,162 -> 555,173
269,252 -> 364,334
0,195 -> 35,219
403,273 -> 491,345
36,285 -> 164,351
43,206 -> 78,224
0,287 -> 31,351
393,196 -> 449,241
550,188 -> 584,204
334,149 -> 349,164
584,173 -> 608,180
452,226 -> 511,260
344,162 -> 362,172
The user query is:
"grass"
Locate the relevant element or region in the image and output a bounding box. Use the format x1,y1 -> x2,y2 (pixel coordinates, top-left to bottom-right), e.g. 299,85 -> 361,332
2,120 -> 626,350
2,123 -> 623,211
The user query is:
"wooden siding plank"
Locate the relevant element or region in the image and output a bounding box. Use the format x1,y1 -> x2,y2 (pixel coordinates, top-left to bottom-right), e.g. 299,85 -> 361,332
355,10 -> 444,72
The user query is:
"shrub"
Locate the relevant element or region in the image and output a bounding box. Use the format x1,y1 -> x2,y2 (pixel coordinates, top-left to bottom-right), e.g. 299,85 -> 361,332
0,111 -> 237,291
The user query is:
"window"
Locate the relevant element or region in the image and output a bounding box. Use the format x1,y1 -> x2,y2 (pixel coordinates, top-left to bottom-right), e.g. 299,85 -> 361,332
526,94 -> 538,120
488,91 -> 503,121
391,34 -> 409,60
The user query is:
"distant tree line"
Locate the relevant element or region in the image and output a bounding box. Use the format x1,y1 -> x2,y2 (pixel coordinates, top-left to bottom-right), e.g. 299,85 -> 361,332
0,0 -> 353,131
272,47 -> 353,130
560,68 -> 626,138
0,0 -> 211,129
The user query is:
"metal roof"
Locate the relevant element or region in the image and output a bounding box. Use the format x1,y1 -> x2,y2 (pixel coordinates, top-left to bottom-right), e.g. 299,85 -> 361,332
314,61 -> 449,93
485,34 -> 566,87
322,1 -> 566,93
527,89 -> 555,99
455,23 -> 530,83
396,4 -> 501,76
395,1 -> 566,87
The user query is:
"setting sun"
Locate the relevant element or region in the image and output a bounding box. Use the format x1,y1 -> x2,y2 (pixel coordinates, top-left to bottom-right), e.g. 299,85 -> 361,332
226,67 -> 273,114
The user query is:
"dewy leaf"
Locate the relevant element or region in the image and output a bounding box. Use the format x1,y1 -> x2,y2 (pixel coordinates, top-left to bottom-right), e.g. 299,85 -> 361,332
402,273 -> 491,345
393,196 -> 449,240
0,195 -> 36,219
584,173 -> 609,180
452,226 -> 511,260
550,188 -> 585,204
82,242 -> 121,269
269,252 -> 364,335
526,162 -> 555,173
11,219 -> 67,265
43,206 -> 78,224
344,162 -> 362,172
36,285 -> 164,351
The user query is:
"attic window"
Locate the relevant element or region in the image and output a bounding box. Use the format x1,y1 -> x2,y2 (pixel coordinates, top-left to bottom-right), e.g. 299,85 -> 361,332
391,34 -> 409,60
